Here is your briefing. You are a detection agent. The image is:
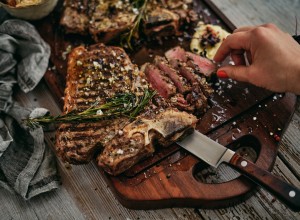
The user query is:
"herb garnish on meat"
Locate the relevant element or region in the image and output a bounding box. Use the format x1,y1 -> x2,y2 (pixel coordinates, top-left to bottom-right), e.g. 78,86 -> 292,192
120,0 -> 148,50
25,89 -> 156,128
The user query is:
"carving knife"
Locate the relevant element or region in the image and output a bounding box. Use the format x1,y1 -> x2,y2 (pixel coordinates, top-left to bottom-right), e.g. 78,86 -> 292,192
177,131 -> 300,211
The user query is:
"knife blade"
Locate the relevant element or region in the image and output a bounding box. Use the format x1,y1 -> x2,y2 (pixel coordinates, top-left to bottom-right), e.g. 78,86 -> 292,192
177,131 -> 300,212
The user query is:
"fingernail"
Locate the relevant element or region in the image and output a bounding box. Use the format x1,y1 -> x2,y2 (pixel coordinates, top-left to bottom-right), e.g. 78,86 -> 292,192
217,70 -> 228,78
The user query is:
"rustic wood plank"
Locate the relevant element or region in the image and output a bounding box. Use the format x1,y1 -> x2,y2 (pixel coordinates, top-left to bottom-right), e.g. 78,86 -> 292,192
199,0 -> 300,218
198,157 -> 300,219
209,0 -> 300,184
207,0 -> 300,34
280,104 -> 300,179
2,1 -> 300,219
0,189 -> 39,220
10,83 -> 201,220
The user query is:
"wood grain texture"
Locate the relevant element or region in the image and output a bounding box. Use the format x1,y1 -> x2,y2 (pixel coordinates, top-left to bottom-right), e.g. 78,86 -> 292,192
2,0 -> 300,219
199,158 -> 300,220
207,0 -> 300,33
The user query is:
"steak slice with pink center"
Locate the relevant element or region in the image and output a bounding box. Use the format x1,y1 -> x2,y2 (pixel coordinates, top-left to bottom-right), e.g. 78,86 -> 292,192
186,52 -> 217,77
142,63 -> 177,99
165,46 -> 217,77
165,46 -> 187,62
154,56 -> 191,94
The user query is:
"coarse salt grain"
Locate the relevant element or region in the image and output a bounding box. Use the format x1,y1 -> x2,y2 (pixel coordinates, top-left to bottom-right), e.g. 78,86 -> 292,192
116,149 -> 124,155
93,61 -> 101,69
170,97 -> 177,102
132,8 -> 139,14
96,109 -> 103,115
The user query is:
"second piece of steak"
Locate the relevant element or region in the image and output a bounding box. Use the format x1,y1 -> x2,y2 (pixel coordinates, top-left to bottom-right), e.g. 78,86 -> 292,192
60,0 -> 196,43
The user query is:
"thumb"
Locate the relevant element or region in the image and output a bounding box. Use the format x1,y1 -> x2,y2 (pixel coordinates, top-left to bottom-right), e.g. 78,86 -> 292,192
217,65 -> 251,83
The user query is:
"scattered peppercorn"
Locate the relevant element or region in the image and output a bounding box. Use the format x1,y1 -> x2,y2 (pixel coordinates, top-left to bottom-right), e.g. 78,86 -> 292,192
274,134 -> 280,142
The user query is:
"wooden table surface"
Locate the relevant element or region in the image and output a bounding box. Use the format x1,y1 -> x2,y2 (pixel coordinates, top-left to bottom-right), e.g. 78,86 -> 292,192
2,0 -> 300,219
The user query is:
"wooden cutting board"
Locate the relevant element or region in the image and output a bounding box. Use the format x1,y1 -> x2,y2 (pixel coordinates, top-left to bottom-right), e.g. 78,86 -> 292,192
33,0 -> 297,209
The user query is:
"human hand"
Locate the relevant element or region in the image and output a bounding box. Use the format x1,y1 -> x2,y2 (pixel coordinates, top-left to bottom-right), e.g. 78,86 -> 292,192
213,23 -> 300,94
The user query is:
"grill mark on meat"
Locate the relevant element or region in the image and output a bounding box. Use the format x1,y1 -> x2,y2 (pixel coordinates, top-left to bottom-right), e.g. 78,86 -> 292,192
58,121 -> 117,132
56,43 -> 198,175
98,109 -> 197,175
56,44 -> 140,163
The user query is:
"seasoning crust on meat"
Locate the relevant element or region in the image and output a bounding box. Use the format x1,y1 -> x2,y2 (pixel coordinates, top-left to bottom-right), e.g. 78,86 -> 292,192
60,0 -> 196,43
55,44 -> 209,175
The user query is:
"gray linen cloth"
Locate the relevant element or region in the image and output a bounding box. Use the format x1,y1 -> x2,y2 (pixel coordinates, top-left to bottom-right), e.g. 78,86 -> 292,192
0,19 -> 60,199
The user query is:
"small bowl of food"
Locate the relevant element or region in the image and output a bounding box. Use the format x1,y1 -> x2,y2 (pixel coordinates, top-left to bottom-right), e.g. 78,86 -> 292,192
0,0 -> 58,20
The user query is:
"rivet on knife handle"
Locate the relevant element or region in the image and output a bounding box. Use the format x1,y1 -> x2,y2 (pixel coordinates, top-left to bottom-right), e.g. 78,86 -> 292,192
229,153 -> 300,212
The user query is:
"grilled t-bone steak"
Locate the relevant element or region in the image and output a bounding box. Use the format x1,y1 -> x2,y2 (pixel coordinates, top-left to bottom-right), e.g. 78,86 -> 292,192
98,109 -> 197,175
60,0 -> 196,43
142,46 -> 215,115
56,43 -> 197,175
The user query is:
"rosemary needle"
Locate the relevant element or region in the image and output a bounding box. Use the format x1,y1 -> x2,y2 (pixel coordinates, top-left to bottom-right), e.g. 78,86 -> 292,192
25,90 -> 156,128
120,0 -> 148,50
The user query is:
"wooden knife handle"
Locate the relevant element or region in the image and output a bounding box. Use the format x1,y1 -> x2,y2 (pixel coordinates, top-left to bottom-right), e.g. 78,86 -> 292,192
229,153 -> 300,212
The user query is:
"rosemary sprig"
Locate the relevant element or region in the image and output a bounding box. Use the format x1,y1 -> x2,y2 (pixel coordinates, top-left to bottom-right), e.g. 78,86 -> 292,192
120,0 -> 148,50
25,89 -> 156,128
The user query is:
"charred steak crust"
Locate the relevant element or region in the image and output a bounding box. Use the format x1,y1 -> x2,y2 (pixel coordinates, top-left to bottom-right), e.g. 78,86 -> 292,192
98,109 -> 197,175
56,43 -> 145,164
60,0 -> 196,43
56,44 -> 199,176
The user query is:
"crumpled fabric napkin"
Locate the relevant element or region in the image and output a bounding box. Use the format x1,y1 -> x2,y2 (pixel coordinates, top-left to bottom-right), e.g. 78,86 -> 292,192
0,19 -> 60,200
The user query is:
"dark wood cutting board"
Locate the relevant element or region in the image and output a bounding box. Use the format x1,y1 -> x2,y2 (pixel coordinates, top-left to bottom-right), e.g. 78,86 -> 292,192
33,0 -> 297,209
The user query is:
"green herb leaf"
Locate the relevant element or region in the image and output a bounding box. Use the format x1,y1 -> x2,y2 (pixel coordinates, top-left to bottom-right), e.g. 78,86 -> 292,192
25,89 -> 156,128
120,0 -> 148,50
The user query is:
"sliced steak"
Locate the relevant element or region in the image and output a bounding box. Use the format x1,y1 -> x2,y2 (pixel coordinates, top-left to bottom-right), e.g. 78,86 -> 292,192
154,56 -> 191,94
165,46 -> 217,77
186,52 -> 217,77
171,93 -> 195,112
56,43 -> 198,175
164,47 -> 215,114
142,63 -> 177,99
165,46 -> 187,63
